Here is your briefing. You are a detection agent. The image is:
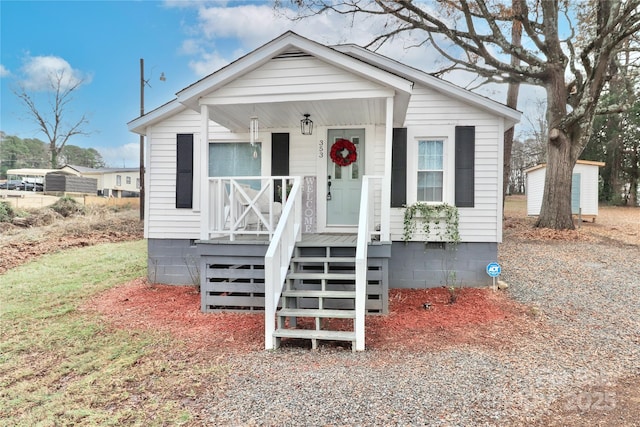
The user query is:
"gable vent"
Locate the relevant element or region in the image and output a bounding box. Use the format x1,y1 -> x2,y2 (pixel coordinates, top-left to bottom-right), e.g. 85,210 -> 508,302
274,50 -> 311,59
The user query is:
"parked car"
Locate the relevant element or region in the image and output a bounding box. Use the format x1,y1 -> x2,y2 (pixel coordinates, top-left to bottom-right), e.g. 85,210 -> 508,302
17,182 -> 44,191
2,180 -> 23,190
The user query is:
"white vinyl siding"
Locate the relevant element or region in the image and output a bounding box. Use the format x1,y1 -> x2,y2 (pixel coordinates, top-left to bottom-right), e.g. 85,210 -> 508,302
389,85 -> 503,243
202,56 -> 391,105
144,66 -> 506,244
145,109 -> 202,239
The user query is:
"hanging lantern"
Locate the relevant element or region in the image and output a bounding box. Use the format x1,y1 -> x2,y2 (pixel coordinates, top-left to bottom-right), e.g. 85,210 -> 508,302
300,113 -> 313,135
250,115 -> 259,144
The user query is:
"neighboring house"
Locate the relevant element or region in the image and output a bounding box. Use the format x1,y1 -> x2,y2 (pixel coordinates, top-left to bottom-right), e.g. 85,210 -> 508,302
526,160 -> 605,222
67,166 -> 140,197
128,32 -> 521,351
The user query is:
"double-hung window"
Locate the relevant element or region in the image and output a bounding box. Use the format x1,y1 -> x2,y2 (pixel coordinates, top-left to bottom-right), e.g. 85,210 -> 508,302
417,139 -> 444,202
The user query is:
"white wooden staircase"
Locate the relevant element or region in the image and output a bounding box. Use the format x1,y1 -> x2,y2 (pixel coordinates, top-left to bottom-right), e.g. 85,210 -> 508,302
273,241 -> 359,349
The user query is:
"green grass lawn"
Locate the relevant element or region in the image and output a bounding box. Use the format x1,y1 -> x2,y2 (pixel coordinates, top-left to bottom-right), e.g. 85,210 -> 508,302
0,240 -> 221,426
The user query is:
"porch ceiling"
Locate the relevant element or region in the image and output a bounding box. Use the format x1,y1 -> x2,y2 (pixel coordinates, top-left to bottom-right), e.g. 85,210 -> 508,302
207,98 -> 394,133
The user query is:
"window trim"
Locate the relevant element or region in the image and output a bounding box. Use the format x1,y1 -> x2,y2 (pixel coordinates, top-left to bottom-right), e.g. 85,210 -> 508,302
406,128 -> 453,206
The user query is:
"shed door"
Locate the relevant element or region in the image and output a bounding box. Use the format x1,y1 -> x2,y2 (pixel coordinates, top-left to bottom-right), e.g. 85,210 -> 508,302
326,129 -> 364,226
571,173 -> 581,214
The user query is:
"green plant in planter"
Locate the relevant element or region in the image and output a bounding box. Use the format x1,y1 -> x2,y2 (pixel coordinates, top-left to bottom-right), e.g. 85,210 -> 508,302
402,202 -> 460,243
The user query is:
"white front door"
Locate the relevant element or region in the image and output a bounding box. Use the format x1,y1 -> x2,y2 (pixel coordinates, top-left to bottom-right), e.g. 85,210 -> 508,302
326,129 -> 365,226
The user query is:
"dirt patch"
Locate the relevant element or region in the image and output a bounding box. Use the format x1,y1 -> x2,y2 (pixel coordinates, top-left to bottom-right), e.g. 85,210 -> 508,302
504,196 -> 639,246
0,207 -> 143,274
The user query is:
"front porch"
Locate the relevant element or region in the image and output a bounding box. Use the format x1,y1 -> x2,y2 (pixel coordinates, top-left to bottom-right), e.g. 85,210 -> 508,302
196,176 -> 388,351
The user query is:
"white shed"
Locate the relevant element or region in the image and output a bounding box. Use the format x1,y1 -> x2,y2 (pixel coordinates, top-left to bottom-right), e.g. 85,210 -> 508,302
525,160 -> 605,221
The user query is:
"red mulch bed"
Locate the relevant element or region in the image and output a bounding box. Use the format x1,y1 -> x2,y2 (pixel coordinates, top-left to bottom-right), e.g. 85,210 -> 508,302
85,279 -> 531,353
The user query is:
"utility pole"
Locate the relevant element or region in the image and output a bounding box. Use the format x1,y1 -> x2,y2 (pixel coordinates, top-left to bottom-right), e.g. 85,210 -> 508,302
139,59 -> 165,220
140,58 -> 145,221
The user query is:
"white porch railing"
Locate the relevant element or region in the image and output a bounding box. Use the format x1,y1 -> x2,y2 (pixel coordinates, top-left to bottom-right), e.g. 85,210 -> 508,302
264,177 -> 302,349
207,176 -> 295,241
355,175 -> 384,351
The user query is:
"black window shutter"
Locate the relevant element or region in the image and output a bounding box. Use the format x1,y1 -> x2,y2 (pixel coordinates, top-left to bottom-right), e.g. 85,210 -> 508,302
271,133 -> 290,176
455,126 -> 475,207
391,128 -> 407,207
176,133 -> 194,209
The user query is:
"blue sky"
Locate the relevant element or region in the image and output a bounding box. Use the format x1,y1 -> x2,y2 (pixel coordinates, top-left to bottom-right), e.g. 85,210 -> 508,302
1,0 -> 543,168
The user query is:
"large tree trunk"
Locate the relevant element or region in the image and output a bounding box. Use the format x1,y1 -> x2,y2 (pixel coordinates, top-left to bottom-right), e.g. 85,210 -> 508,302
535,69 -> 577,230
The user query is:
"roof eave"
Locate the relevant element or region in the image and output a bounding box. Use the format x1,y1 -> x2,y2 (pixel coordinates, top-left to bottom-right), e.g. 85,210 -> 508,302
128,100 -> 186,135
333,44 -> 522,127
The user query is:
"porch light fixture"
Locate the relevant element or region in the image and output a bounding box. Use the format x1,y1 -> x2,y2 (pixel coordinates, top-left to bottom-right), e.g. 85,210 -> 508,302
250,115 -> 259,144
300,113 -> 313,135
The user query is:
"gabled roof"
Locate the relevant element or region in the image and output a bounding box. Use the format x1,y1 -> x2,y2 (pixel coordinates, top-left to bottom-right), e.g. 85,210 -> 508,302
332,43 -> 522,127
129,31 -> 521,135
174,31 -> 414,113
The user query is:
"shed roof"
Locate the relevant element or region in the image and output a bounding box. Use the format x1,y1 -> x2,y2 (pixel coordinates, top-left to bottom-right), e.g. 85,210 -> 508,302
524,160 -> 606,174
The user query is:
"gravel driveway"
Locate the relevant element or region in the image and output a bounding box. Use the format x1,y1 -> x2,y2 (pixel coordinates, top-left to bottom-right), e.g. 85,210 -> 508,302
200,206 -> 639,426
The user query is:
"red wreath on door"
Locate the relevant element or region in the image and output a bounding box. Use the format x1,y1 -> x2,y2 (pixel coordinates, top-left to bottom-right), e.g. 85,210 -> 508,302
330,139 -> 357,167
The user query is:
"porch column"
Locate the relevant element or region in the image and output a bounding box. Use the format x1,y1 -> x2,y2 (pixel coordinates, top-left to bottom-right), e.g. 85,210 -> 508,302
199,104 -> 210,240
381,96 -> 394,242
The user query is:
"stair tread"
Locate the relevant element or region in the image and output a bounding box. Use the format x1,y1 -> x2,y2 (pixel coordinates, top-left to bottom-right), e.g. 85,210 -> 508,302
287,272 -> 355,280
278,308 -> 356,318
282,290 -> 356,298
292,257 -> 355,263
273,328 -> 356,341
296,242 -> 356,248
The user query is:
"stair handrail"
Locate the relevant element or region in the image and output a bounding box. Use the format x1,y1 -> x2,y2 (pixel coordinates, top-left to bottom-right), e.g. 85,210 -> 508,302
264,176 -> 302,350
354,175 -> 383,351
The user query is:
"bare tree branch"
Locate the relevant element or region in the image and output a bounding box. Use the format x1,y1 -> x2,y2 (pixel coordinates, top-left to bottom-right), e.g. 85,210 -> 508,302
13,70 -> 90,168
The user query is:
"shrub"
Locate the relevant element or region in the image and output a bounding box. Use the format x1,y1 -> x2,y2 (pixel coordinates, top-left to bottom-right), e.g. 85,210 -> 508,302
0,201 -> 15,223
51,196 -> 86,217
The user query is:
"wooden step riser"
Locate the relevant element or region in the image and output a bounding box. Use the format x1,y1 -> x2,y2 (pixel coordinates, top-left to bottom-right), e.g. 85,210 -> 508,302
273,329 -> 356,341
277,308 -> 356,319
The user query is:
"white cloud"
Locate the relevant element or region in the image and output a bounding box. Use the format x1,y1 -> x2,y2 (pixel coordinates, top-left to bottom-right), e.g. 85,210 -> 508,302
0,64 -> 10,78
174,3 -> 459,77
98,142 -> 140,168
20,55 -> 90,91
168,2 -> 545,131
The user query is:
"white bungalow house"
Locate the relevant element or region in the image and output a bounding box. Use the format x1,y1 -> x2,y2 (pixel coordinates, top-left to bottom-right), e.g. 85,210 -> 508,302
128,31 -> 521,351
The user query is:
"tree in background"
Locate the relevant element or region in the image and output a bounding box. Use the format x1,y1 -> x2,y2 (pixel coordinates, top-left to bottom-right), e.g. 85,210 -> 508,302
290,0 -> 640,229
581,30 -> 639,206
59,145 -> 105,169
13,71 -> 90,168
0,134 -> 103,178
0,134 -> 49,177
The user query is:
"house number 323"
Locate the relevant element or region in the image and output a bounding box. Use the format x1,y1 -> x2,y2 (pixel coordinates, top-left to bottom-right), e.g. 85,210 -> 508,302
318,140 -> 324,158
